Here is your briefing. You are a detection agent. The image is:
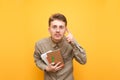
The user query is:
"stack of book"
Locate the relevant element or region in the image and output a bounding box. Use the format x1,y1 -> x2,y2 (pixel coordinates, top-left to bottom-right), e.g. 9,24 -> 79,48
41,49 -> 64,67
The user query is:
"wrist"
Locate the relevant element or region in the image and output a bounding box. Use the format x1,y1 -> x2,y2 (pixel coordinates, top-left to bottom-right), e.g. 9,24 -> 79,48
45,66 -> 50,72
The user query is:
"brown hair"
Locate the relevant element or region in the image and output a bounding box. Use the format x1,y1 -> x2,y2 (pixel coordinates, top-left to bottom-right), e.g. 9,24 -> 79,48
48,13 -> 67,26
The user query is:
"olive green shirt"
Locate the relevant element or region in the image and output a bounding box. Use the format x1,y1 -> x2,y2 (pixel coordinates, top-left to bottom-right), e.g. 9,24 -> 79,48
34,37 -> 87,80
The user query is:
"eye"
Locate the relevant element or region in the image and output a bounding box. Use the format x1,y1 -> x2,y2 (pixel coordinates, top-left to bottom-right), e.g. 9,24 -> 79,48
52,25 -> 57,29
59,25 -> 64,29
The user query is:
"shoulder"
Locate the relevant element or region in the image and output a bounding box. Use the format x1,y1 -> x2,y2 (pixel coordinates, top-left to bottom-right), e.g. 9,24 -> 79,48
36,37 -> 49,45
35,37 -> 51,53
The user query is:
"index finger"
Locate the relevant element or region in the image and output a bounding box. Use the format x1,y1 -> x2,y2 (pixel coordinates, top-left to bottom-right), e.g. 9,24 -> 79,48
66,28 -> 71,34
54,62 -> 61,67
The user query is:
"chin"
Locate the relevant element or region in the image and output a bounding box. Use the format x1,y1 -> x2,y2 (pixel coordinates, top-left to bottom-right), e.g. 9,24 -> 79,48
55,38 -> 61,41
54,38 -> 62,42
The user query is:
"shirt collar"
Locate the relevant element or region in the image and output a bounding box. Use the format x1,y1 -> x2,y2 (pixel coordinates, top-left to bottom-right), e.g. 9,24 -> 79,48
49,36 -> 66,48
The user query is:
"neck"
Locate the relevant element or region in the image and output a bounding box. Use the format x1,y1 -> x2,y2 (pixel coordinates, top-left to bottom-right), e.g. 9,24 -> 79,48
51,38 -> 62,44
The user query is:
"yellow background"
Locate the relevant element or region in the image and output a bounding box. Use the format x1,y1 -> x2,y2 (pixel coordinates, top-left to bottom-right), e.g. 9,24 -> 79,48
0,0 -> 120,80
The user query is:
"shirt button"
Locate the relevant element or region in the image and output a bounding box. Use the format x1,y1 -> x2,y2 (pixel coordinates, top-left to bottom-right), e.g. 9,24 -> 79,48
56,46 -> 58,48
55,45 -> 59,49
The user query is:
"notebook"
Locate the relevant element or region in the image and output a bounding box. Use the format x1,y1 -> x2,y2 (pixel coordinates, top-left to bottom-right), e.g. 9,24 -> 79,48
41,49 -> 64,67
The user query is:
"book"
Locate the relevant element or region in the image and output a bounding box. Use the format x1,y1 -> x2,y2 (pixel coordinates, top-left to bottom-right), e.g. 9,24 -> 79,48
41,49 -> 64,67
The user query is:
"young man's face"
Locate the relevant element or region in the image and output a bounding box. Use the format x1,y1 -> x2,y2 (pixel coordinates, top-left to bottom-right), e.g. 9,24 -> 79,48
49,19 -> 67,43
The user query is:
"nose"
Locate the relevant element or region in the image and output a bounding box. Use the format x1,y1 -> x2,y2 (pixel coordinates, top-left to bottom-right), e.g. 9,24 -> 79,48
56,28 -> 60,32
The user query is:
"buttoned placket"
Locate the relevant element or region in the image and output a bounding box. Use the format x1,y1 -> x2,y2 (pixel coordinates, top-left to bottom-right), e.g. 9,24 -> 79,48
54,44 -> 59,50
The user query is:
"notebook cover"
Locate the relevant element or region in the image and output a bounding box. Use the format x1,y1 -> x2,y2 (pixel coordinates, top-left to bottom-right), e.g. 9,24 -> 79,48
47,49 -> 64,67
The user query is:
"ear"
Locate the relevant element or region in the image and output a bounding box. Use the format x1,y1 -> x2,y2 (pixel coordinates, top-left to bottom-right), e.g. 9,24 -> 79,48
48,27 -> 50,33
64,27 -> 68,35
65,27 -> 68,33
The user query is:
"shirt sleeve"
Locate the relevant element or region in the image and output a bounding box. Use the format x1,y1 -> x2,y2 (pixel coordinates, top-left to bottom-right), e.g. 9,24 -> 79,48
33,42 -> 47,70
71,40 -> 87,64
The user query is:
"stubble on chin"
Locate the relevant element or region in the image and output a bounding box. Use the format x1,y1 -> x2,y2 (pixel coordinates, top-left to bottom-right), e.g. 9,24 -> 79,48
51,36 -> 63,43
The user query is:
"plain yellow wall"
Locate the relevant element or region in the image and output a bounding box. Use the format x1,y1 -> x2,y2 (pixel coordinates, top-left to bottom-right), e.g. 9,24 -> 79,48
0,0 -> 120,80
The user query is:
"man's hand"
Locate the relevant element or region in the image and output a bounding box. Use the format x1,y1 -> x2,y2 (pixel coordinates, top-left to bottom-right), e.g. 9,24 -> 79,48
66,29 -> 74,43
45,62 -> 63,72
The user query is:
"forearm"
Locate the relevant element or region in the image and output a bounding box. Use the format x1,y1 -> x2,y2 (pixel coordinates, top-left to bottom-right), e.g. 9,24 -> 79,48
71,41 -> 87,64
34,52 -> 47,70
35,60 -> 47,70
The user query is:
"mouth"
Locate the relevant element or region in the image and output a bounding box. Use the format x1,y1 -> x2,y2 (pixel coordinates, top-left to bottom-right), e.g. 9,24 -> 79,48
54,34 -> 61,37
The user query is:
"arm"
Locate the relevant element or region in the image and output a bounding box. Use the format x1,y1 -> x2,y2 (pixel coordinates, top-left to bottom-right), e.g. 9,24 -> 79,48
66,30 -> 87,64
33,43 -> 47,70
71,41 -> 87,64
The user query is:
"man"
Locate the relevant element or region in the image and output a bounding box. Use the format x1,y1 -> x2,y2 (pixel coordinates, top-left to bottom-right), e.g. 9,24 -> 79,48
34,13 -> 87,80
